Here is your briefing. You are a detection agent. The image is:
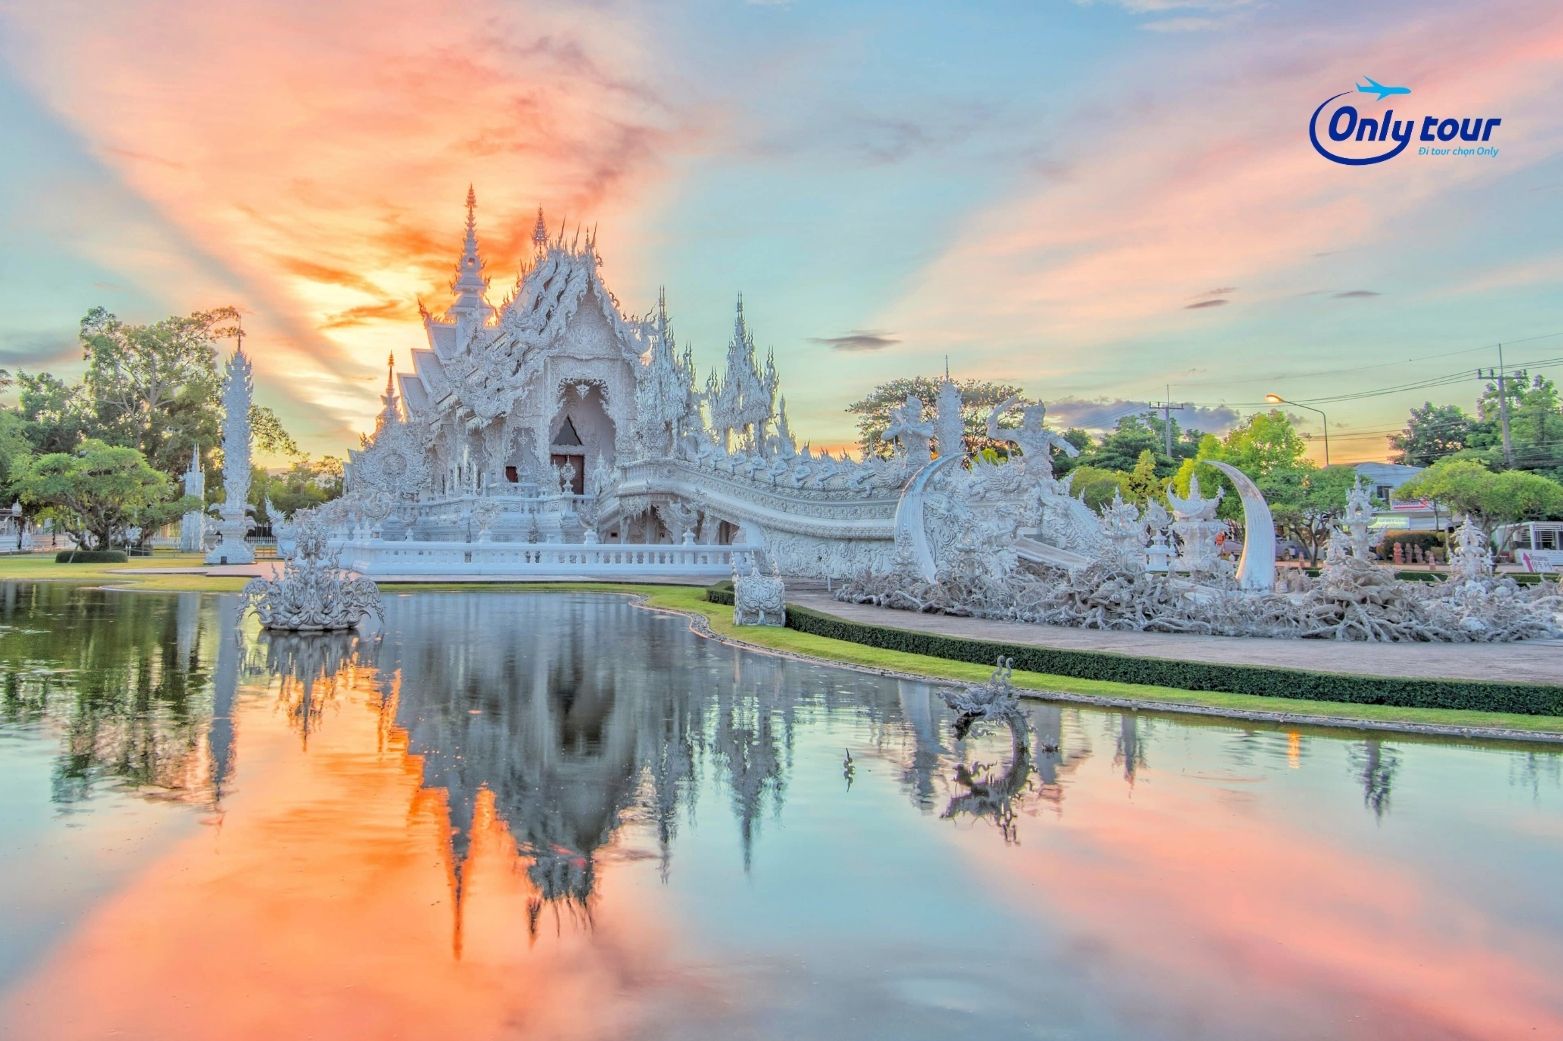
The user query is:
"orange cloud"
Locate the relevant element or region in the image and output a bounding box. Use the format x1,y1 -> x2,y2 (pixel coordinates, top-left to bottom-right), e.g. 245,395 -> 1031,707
0,0 -> 708,451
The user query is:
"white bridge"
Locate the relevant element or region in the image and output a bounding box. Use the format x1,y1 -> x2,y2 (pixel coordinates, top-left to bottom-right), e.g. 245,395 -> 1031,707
339,538 -> 758,579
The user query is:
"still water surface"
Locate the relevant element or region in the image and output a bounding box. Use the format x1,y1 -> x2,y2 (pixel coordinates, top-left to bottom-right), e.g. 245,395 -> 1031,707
0,584 -> 1560,1040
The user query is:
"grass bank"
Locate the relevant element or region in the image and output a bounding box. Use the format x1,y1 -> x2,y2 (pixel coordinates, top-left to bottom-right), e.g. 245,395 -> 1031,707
2,553 -> 1558,738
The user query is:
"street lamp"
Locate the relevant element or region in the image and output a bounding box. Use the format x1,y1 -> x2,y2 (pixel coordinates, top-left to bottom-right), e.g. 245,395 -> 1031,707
1265,393 -> 1330,467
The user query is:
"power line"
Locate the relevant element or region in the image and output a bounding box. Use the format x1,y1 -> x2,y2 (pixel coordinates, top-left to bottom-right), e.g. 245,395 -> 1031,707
1168,330 -> 1563,389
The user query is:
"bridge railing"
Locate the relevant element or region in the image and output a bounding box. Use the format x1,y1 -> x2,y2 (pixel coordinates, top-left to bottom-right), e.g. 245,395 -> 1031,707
338,539 -> 758,578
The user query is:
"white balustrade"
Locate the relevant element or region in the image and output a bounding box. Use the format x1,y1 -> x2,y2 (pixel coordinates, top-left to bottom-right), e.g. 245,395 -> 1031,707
339,539 -> 757,578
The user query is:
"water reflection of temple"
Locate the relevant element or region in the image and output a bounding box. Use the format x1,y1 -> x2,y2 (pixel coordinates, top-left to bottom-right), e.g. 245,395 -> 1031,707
369,595 -> 1024,934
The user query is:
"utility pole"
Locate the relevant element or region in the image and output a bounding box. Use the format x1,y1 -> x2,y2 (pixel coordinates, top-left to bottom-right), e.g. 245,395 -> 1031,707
1148,385 -> 1186,457
1477,343 -> 1527,468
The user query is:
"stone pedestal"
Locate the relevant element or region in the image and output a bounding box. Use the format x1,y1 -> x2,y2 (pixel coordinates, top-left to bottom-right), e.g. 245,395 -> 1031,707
205,511 -> 254,565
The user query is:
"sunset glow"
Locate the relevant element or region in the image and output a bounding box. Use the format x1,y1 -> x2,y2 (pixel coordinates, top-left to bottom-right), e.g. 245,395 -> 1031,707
3,1 -> 1561,461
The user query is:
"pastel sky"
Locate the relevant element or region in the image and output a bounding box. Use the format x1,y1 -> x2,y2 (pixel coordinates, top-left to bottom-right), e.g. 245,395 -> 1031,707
1,0 -> 1561,463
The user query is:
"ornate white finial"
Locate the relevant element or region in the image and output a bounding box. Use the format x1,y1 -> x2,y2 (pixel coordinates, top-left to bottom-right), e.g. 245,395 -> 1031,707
206,335 -> 255,565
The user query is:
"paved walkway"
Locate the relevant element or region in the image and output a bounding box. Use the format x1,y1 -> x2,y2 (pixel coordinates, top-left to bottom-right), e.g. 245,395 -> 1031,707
786,590 -> 1563,686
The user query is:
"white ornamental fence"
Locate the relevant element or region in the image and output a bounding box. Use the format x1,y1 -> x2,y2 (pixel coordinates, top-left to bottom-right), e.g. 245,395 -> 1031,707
338,539 -> 758,578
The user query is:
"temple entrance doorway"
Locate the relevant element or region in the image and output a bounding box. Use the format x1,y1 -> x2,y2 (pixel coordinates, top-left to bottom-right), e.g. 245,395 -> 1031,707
549,381 -> 614,494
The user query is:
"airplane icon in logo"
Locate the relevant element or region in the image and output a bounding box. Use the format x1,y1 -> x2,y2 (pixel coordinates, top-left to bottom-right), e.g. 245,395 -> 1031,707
1356,76 -> 1411,101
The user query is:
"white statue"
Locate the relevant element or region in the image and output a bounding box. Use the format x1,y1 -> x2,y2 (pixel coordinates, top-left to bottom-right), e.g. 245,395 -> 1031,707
884,395 -> 934,464
1450,515 -> 1494,584
1344,474 -> 1375,559
934,379 -> 966,462
941,657 -> 1025,741
242,510 -> 383,631
1166,475 -> 1226,576
733,562 -> 786,626
206,339 -> 255,565
986,396 -> 1079,478
1101,490 -> 1146,565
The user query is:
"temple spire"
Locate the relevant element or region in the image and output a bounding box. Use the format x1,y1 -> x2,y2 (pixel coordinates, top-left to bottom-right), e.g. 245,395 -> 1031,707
532,207 -> 547,251
378,352 -> 400,430
450,187 -> 491,319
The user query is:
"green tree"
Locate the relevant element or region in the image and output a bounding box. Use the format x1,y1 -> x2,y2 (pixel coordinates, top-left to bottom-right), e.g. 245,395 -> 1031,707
13,371 -> 92,456
846,377 -> 1029,458
1389,402 -> 1477,466
1268,465 -> 1362,565
78,305 -> 238,478
18,440 -> 194,551
1121,449 -> 1165,506
1062,464 -> 1127,510
0,410 -> 32,502
251,456 -> 345,521
1396,458 -> 1563,530
1173,410 -> 1310,524
1506,375 -> 1563,475
1074,411 -> 1202,477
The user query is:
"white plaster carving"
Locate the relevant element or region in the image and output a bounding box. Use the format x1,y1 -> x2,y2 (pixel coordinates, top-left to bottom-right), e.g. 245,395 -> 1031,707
243,510 -> 383,631
733,562 -> 786,626
206,343 -> 255,565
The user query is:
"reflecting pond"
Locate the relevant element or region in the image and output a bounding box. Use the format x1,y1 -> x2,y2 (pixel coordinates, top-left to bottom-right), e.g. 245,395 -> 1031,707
1,584 -> 1560,1040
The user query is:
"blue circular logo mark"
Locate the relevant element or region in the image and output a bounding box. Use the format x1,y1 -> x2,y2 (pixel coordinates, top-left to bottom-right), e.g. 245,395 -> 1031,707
1309,92 -> 1412,166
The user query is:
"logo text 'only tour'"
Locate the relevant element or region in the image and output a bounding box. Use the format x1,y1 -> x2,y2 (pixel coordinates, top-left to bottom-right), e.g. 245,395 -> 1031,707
1310,79 -> 1502,166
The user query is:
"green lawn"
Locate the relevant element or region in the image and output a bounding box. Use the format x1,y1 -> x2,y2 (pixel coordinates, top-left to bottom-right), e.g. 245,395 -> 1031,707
2,553 -> 1559,738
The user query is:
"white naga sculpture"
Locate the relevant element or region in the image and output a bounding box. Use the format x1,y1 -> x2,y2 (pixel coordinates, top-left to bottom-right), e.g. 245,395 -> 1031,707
243,510 -> 383,631
941,657 -> 1025,741
732,562 -> 786,626
206,340 -> 255,565
179,445 -> 206,553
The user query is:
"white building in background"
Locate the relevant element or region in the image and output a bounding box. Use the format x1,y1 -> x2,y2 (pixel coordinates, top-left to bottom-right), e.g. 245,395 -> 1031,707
1354,461 -> 1445,536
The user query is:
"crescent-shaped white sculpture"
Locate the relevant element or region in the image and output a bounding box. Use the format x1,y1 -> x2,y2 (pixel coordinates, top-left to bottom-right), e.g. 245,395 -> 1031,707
894,455 -> 961,581
1200,460 -> 1276,592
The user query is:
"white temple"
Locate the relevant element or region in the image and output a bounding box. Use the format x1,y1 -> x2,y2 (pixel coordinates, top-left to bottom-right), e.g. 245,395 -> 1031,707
296,190 -> 1562,641
339,188 -> 932,578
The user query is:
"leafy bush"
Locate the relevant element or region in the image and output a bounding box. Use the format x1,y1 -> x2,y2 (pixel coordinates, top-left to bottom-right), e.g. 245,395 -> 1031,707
751,598 -> 1561,716
54,550 -> 129,564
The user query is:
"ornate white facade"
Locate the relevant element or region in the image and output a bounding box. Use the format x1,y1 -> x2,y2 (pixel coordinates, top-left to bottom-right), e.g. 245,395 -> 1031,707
305,191 -> 1563,640
340,190 -> 931,577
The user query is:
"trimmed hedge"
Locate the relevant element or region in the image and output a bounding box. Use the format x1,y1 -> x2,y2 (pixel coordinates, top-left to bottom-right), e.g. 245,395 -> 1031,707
55,550 -> 129,564
704,586 -> 1562,715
